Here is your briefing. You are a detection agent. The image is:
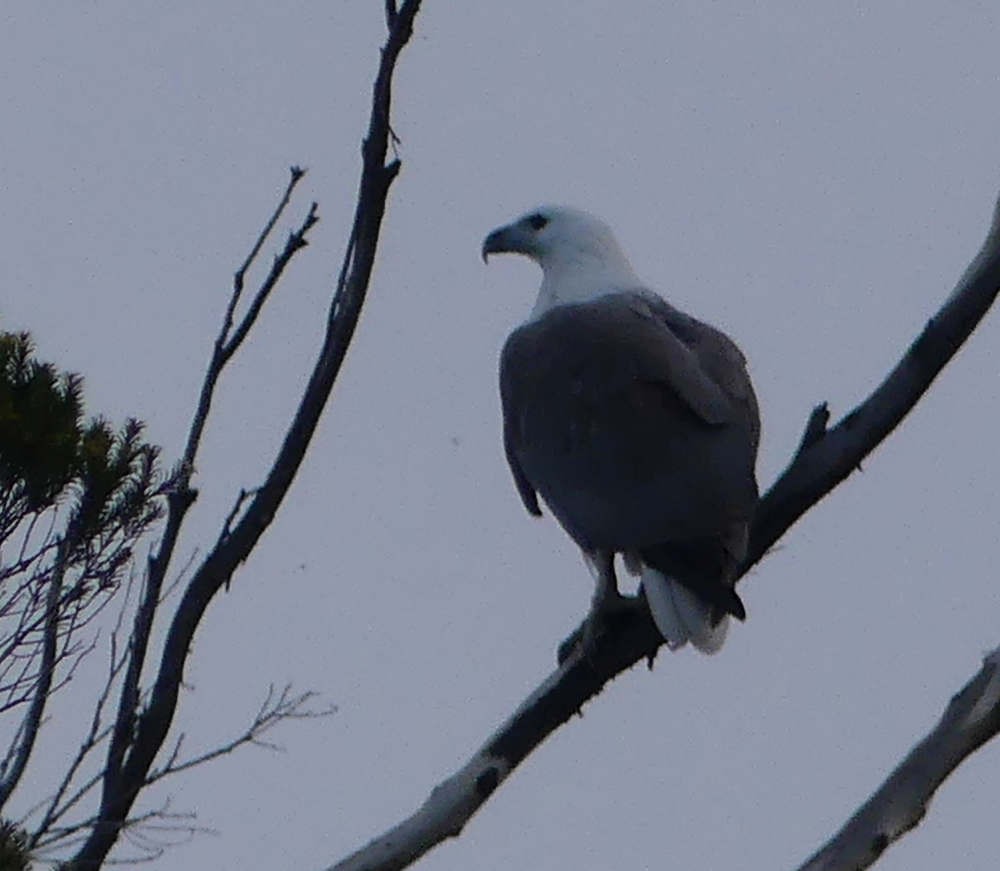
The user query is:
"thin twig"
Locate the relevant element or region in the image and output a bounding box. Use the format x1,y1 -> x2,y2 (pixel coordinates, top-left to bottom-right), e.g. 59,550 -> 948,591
144,684 -> 332,783
216,487 -> 259,549
226,166 -> 307,345
220,201 -> 319,365
0,539 -> 70,811
29,620 -> 129,844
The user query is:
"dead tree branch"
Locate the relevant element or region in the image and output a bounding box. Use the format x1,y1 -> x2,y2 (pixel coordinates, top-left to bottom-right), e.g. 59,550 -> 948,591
745,190 -> 1000,569
26,598 -> 132,848
103,181 -> 319,808
329,190 -> 1000,870
145,684 -> 332,784
66,3 -> 423,868
0,542 -> 70,809
797,645 -> 1000,871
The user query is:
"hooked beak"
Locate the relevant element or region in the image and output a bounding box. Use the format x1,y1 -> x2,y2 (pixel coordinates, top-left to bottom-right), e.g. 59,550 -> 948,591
481,225 -> 517,263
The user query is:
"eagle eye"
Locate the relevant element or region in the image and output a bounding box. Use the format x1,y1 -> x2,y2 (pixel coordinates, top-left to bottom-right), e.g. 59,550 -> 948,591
526,213 -> 549,231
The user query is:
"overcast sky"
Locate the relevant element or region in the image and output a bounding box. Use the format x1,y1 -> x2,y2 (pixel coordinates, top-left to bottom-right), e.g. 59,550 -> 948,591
3,3 -> 1000,869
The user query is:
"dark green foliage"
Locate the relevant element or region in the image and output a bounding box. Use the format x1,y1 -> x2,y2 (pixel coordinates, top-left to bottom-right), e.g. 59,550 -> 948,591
0,819 -> 31,871
0,327 -> 174,807
0,332 -> 83,511
0,331 -> 173,590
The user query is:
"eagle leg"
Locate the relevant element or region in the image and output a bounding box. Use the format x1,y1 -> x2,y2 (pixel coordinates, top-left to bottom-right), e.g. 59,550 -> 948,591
587,549 -> 622,609
557,552 -> 641,664
579,551 -> 632,659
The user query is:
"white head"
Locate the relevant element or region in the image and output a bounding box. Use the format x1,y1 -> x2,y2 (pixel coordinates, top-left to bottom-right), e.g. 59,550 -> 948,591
482,206 -> 642,318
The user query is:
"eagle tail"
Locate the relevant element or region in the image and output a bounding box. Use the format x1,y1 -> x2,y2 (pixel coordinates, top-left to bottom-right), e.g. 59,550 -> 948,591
641,567 -> 730,654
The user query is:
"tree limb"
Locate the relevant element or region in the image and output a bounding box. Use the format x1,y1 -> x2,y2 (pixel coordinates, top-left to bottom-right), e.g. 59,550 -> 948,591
98,185 -> 318,816
329,190 -> 1000,870
0,540 -> 69,811
796,645 -> 1000,871
67,3 -> 423,868
228,166 -> 306,342
746,190 -> 1000,570
99,168 -> 315,815
28,606 -> 131,847
220,197 -> 319,366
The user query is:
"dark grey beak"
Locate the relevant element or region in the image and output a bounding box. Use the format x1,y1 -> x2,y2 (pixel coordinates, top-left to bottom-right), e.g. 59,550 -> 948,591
482,226 -> 513,263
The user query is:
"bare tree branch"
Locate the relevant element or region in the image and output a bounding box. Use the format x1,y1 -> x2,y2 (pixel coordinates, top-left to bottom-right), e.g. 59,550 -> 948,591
27,614 -> 130,846
0,540 -> 69,810
144,684 -> 332,783
797,645 -> 1000,871
746,189 -> 1000,570
67,4 -> 424,867
227,166 -> 307,344
98,175 -> 319,827
215,487 -> 259,553
220,198 -> 319,366
33,799 -> 206,859
102,179 -> 320,809
328,190 -> 1000,870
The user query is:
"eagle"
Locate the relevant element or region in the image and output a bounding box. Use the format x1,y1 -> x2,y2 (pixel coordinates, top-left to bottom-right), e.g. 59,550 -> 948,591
483,206 -> 760,653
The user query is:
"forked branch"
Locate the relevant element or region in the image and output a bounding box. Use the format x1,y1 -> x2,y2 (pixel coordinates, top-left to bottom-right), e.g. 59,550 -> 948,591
67,3 -> 423,868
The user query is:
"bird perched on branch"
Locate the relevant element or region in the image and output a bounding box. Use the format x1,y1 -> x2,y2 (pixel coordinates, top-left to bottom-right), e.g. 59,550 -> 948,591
484,206 -> 760,654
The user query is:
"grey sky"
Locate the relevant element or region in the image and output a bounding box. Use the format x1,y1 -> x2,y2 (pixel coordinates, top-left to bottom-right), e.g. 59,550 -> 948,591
3,3 -> 1000,869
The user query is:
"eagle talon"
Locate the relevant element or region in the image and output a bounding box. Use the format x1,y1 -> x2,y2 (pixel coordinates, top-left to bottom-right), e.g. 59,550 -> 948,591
557,593 -> 637,666
580,609 -> 608,661
556,628 -> 581,665
555,610 -> 610,665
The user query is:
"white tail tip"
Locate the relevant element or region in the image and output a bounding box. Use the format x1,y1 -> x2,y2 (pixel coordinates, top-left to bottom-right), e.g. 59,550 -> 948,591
641,566 -> 729,654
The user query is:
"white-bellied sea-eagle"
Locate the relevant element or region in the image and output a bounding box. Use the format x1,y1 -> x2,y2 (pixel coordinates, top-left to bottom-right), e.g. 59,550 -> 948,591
483,206 -> 760,654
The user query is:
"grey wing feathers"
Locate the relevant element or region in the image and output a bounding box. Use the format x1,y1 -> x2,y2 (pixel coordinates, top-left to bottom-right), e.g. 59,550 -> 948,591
630,290 -> 760,453
499,291 -> 759,552
499,344 -> 541,517
504,415 -> 542,516
619,293 -> 736,426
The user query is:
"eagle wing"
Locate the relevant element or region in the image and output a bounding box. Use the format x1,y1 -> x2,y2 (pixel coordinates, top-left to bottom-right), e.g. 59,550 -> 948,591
499,291 -> 759,552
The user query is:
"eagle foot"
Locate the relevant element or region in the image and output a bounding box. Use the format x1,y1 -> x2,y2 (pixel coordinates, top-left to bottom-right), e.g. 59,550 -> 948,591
557,593 -> 637,666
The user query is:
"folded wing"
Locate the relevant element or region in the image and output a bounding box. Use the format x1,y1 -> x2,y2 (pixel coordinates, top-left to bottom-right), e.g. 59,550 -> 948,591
500,290 -> 759,559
